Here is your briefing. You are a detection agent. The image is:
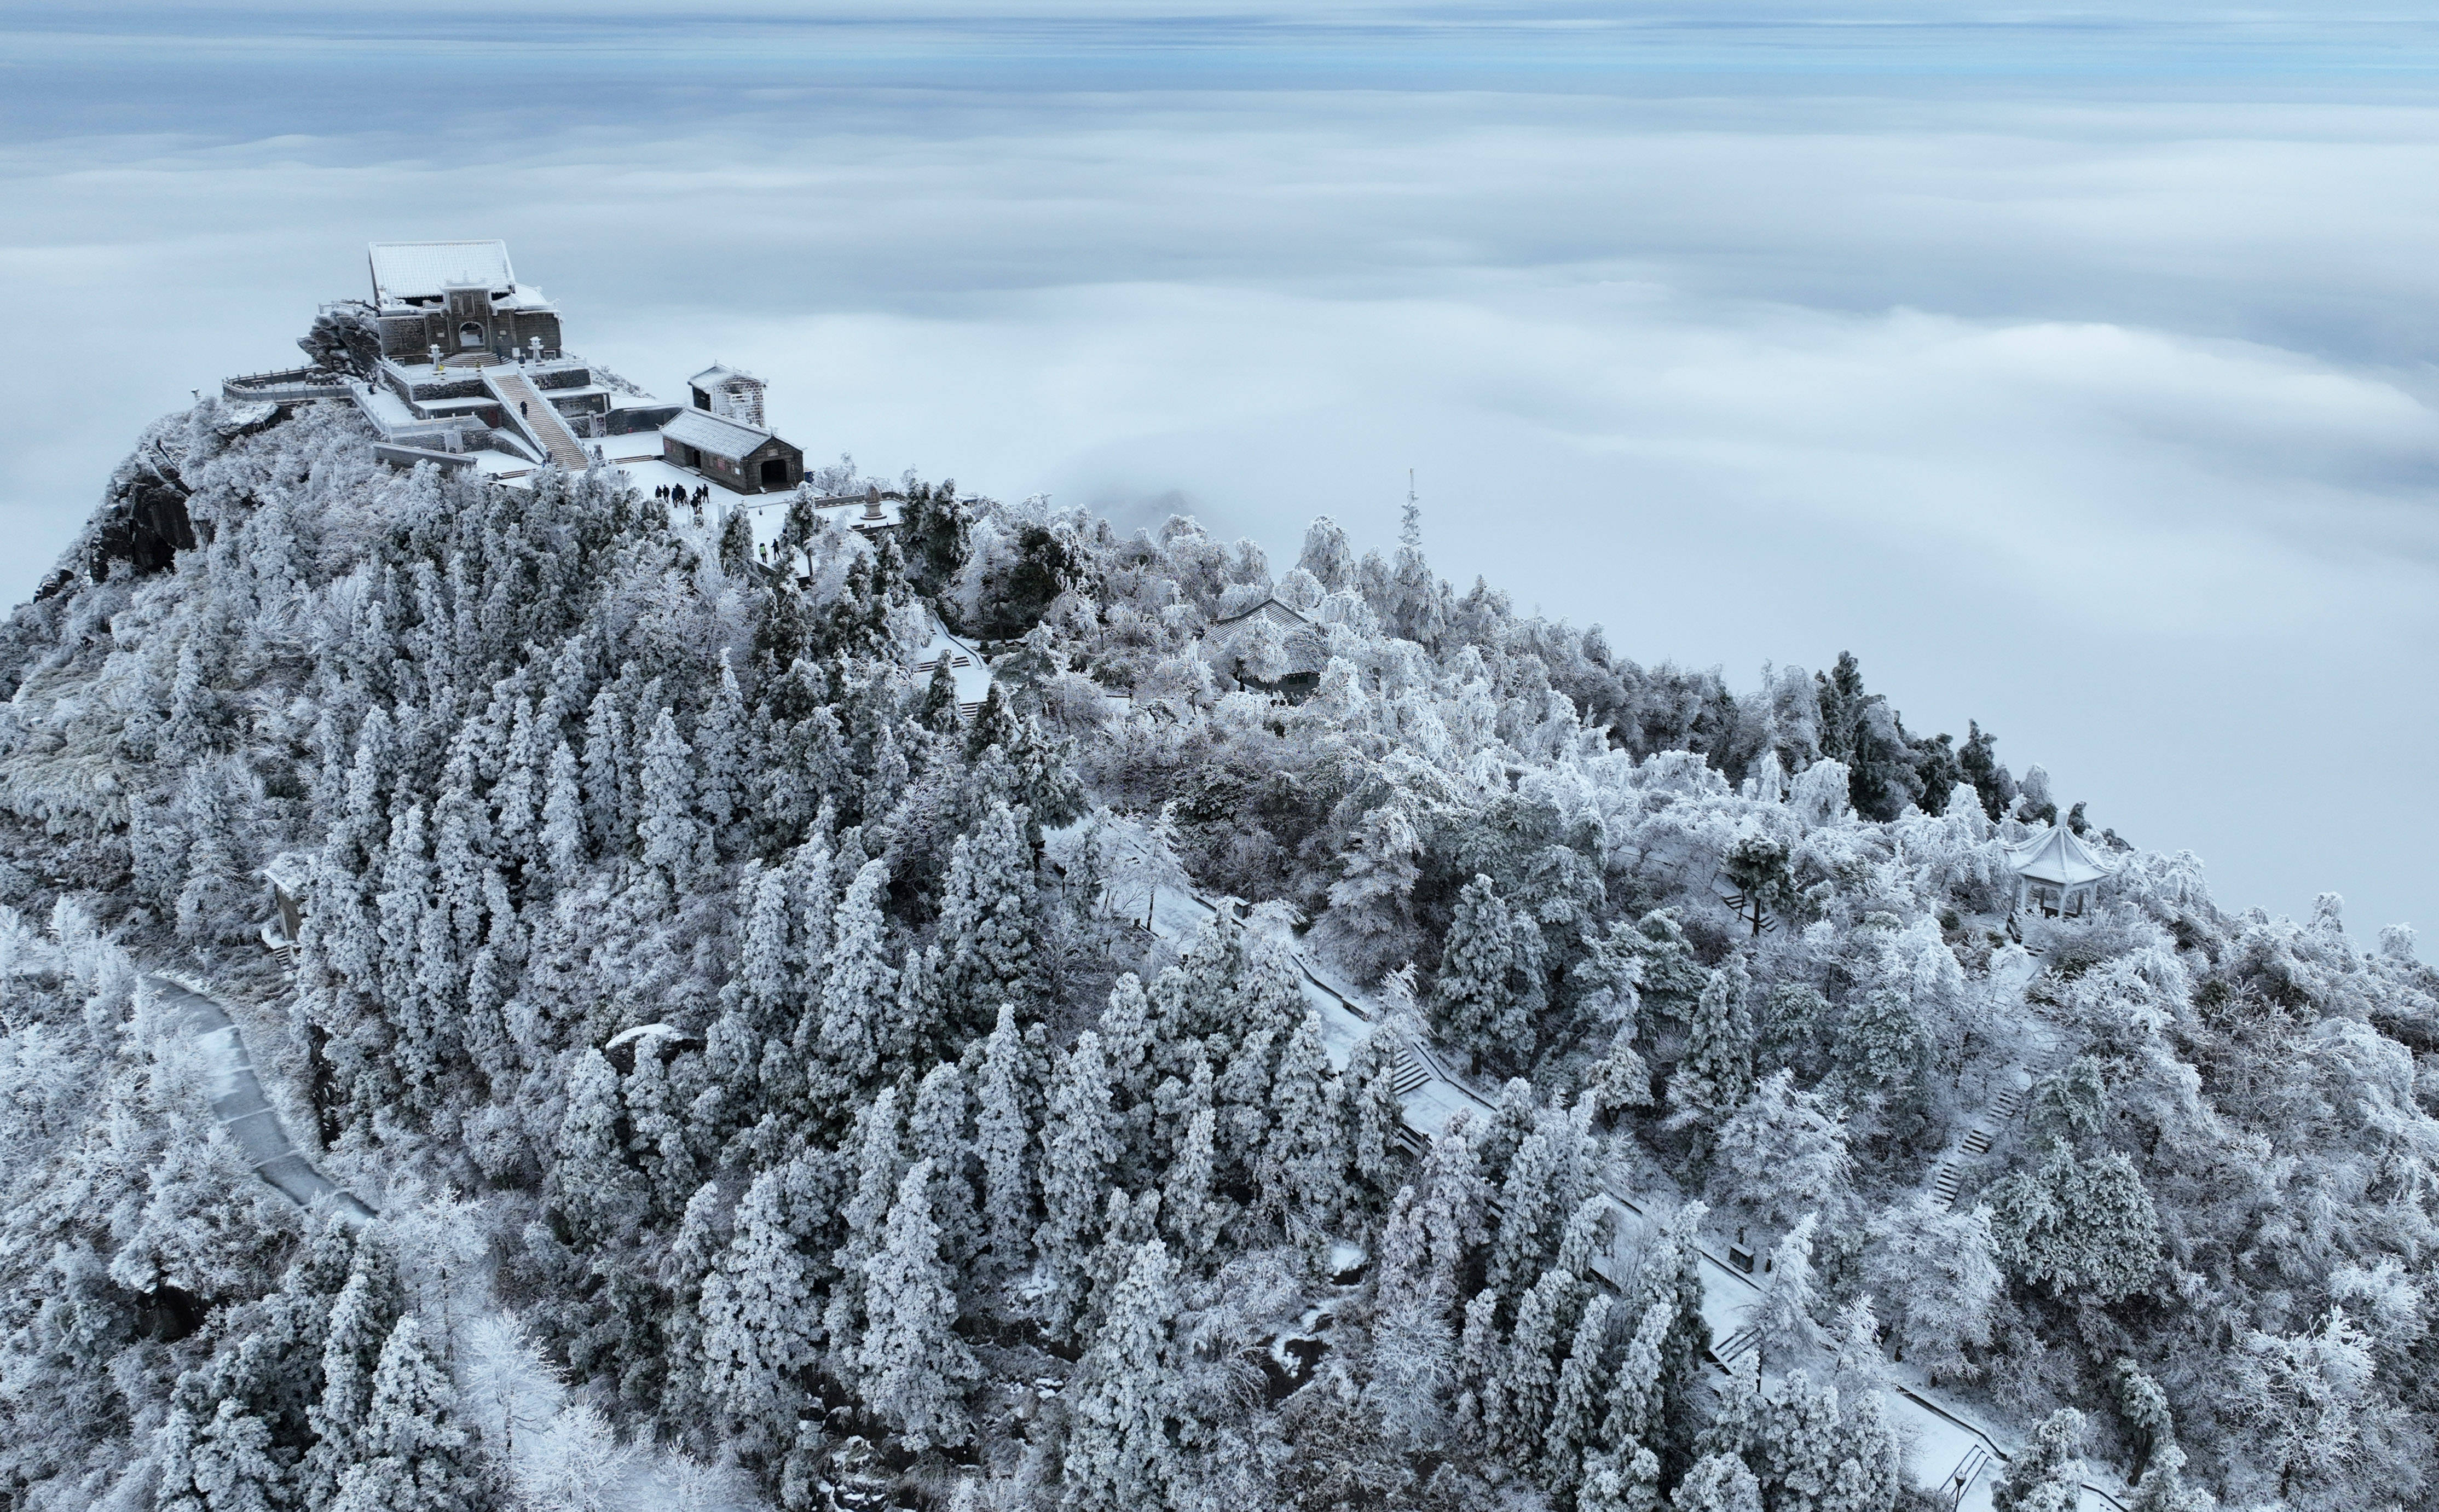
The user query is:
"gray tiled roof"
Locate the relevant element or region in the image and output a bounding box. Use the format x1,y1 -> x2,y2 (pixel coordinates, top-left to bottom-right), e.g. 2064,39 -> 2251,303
662,407 -> 780,459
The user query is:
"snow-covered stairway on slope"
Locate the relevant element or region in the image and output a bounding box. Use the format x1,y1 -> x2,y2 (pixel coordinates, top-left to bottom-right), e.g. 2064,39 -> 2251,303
484,367 -> 592,470
148,975 -> 376,1221
1927,1041 -> 2061,1211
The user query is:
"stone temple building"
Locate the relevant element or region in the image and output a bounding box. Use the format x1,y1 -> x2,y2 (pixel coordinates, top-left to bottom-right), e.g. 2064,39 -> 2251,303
367,240 -> 564,366
230,240 -> 805,496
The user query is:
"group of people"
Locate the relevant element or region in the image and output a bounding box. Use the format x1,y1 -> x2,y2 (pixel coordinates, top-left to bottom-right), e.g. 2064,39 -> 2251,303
656,482 -> 712,509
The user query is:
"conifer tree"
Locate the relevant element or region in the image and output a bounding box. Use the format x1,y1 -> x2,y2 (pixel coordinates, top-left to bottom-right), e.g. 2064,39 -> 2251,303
1456,1287 -> 1508,1451
858,1161 -> 978,1450
328,1317 -> 490,1512
699,1166 -> 818,1451
976,1003 -> 1036,1279
1499,1270 -> 1573,1465
638,707 -> 705,885
1621,1203 -> 1712,1469
581,687 -> 630,854
1434,875 -> 1529,1074
1745,1214 -> 1826,1375
909,1061 -> 978,1267
1037,1030 -> 1117,1338
935,802 -> 1041,1035
541,740 -> 586,881
305,1235 -> 407,1512
155,1399 -> 286,1512
1409,1126 -> 1492,1308
1667,958 -> 1754,1134
920,654 -> 962,734
1342,1026 -> 1411,1210
622,1047 -> 694,1217
964,682 -> 1020,761
1545,1293 -> 1616,1495
719,507 -> 755,577
1159,1059 -> 1228,1263
1486,1126 -> 1575,1301
694,652 -> 744,847
816,859 -> 899,1091
827,1088 -> 906,1381
1474,1077 -> 1541,1189
550,1048 -> 648,1247
1061,1241 -> 1181,1512
1604,1298 -> 1674,1454
736,863 -> 795,1034
1096,974 -> 1156,1163
1258,1009 -> 1347,1254
1213,1023 -> 1279,1191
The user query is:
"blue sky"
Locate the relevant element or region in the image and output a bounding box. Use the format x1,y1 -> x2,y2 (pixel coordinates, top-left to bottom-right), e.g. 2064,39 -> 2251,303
5,2 -> 2438,942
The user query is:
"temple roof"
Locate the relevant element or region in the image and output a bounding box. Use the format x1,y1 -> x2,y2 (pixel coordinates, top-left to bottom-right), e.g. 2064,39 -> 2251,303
1208,595 -> 1328,676
2009,824 -> 2116,887
370,240 -> 516,302
1211,595 -> 1315,634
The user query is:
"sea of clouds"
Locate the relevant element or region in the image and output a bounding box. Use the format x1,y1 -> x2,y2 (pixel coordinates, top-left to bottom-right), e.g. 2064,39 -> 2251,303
3,2 -> 2436,941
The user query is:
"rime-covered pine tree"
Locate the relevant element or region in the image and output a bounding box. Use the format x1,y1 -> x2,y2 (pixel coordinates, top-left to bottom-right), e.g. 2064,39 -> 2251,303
857,1161 -> 978,1450
974,1001 -> 1038,1282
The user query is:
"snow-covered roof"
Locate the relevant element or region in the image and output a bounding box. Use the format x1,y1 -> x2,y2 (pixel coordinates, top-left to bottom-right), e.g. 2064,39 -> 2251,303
662,408 -> 782,459
1207,594 -> 1329,676
688,363 -> 760,389
261,849 -> 317,895
1211,595 -> 1315,634
369,240 -> 515,302
2008,824 -> 2116,887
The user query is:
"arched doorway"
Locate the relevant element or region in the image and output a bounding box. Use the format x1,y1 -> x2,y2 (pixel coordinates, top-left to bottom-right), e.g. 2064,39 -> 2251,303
458,321 -> 483,350
760,457 -> 790,489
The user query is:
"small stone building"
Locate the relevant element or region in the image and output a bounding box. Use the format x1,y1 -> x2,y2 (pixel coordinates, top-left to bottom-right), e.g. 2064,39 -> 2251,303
367,240 -> 562,364
688,364 -> 768,428
661,408 -> 804,494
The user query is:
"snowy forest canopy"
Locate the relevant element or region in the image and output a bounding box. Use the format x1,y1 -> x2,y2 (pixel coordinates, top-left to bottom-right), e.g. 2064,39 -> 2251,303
1,391 -> 2435,1512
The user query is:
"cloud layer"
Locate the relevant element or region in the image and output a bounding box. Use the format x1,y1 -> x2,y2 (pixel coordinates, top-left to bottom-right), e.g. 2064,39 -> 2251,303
3,11 -> 2436,938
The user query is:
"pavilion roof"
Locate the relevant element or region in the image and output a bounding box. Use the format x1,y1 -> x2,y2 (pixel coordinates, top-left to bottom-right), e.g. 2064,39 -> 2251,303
2008,824 -> 2116,887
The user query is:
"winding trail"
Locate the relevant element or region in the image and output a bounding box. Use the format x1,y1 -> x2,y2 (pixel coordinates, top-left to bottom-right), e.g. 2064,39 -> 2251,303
147,974 -> 376,1221
1125,881 -> 2126,1512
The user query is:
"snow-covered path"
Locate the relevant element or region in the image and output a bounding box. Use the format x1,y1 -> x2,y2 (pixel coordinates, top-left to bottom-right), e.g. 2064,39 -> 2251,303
147,975 -> 376,1222
1128,883 -> 2126,1512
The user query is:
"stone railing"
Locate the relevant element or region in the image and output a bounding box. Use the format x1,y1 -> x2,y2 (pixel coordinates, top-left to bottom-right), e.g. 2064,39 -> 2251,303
222,367 -> 354,402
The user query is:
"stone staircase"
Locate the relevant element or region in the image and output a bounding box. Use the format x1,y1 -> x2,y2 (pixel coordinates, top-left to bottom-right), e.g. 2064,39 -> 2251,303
484,367 -> 592,470
1927,1044 -> 2059,1210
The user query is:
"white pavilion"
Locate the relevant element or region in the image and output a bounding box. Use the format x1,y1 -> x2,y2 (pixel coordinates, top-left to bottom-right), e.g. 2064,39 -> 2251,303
2008,824 -> 2116,919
